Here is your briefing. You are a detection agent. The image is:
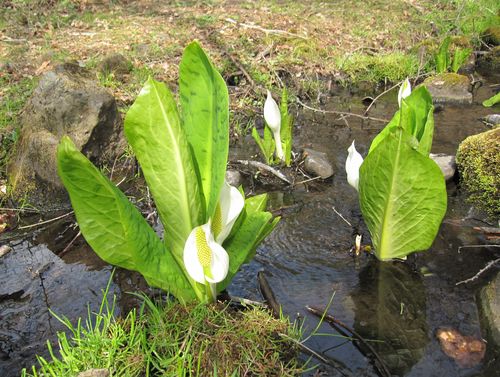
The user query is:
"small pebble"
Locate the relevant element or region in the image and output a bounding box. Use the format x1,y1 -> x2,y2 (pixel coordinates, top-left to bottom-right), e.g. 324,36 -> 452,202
0,245 -> 12,258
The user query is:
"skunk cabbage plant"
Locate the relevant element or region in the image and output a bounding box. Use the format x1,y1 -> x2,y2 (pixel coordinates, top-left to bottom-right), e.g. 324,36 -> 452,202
252,87 -> 293,166
345,141 -> 363,191
356,86 -> 447,260
57,42 -> 279,303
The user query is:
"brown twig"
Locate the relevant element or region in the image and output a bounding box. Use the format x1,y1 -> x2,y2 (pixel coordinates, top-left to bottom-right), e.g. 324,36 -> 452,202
257,271 -> 281,318
296,98 -> 389,123
279,333 -> 354,377
224,17 -> 308,40
17,211 -> 74,230
456,257 -> 500,286
307,305 -> 391,377
59,230 -> 81,257
363,81 -> 402,116
236,159 -> 291,184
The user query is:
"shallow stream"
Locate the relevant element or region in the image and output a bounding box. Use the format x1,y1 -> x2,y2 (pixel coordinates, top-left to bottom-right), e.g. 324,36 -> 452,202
1,78 -> 499,376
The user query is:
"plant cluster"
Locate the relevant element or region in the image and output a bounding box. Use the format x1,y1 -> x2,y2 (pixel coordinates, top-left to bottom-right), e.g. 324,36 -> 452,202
57,42 -> 278,304
346,80 -> 447,260
434,36 -> 472,74
22,282 -> 302,377
252,88 -> 294,166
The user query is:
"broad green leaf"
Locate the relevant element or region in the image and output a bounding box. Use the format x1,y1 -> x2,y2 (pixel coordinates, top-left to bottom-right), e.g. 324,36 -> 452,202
436,36 -> 451,73
369,86 -> 434,156
220,210 -> 277,291
124,77 -> 203,260
280,87 -> 293,166
179,41 -> 229,220
359,128 -> 447,260
451,48 -> 471,73
57,137 -> 197,302
263,125 -> 276,163
483,92 -> 500,107
252,127 -> 273,164
245,193 -> 268,214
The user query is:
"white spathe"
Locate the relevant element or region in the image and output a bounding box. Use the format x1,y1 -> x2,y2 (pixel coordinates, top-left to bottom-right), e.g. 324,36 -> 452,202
213,181 -> 245,244
264,90 -> 284,161
398,78 -> 412,108
345,140 -> 364,191
183,223 -> 229,284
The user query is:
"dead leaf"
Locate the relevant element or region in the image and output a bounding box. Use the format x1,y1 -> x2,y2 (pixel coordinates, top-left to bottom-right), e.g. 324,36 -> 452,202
35,60 -> 51,76
436,328 -> 486,368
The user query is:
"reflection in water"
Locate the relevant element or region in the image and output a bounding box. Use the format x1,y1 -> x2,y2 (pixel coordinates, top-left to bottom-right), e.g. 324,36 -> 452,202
351,260 -> 428,376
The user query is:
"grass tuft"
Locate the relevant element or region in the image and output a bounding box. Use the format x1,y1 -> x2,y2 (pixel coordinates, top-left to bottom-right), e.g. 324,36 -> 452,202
22,284 -> 303,377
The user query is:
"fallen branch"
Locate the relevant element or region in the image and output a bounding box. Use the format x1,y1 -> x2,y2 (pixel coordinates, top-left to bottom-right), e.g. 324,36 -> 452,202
456,257 -> 500,286
17,211 -> 74,230
307,305 -> 391,377
296,98 -> 389,123
363,81 -> 402,116
224,17 -> 308,40
279,333 -> 354,377
332,206 -> 352,227
236,159 -> 291,184
257,271 -> 281,318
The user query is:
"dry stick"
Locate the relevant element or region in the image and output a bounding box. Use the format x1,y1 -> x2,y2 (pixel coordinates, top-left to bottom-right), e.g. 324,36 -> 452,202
296,98 -> 389,123
224,17 -> 308,40
17,211 -> 74,230
257,273 -> 354,376
456,257 -> 500,286
59,230 -> 82,257
363,81 -> 402,116
223,49 -> 259,94
332,206 -> 352,227
278,333 -> 355,377
293,175 -> 322,186
257,271 -> 281,318
457,244 -> 500,253
307,305 -> 391,377
236,159 -> 291,184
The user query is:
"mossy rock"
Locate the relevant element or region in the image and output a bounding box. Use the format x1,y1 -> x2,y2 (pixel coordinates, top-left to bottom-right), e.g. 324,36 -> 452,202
412,36 -> 473,58
481,26 -> 500,46
456,128 -> 500,219
477,46 -> 500,78
422,73 -> 472,105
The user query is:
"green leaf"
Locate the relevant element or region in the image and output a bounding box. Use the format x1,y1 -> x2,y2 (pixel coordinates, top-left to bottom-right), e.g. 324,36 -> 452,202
359,128 -> 447,260
369,86 -> 434,156
451,48 -> 471,73
252,126 -> 275,164
280,87 -> 293,167
483,92 -> 500,107
220,209 -> 278,291
245,193 -> 268,214
436,36 -> 451,73
124,77 -> 203,260
179,41 -> 229,220
57,136 -> 197,302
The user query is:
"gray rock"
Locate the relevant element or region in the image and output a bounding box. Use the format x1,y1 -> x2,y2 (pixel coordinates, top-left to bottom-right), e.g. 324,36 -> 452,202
0,245 -> 12,258
478,272 -> 500,347
225,169 -> 242,187
77,369 -> 110,377
8,63 -> 124,206
302,148 -> 333,179
481,114 -> 500,128
422,73 -> 472,105
476,46 -> 500,80
98,53 -> 131,76
430,153 -> 456,181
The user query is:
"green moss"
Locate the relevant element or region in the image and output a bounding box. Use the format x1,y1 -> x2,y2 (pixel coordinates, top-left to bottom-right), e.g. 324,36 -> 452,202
338,52 -> 420,83
456,128 -> 500,219
423,72 -> 469,87
482,25 -> 500,45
